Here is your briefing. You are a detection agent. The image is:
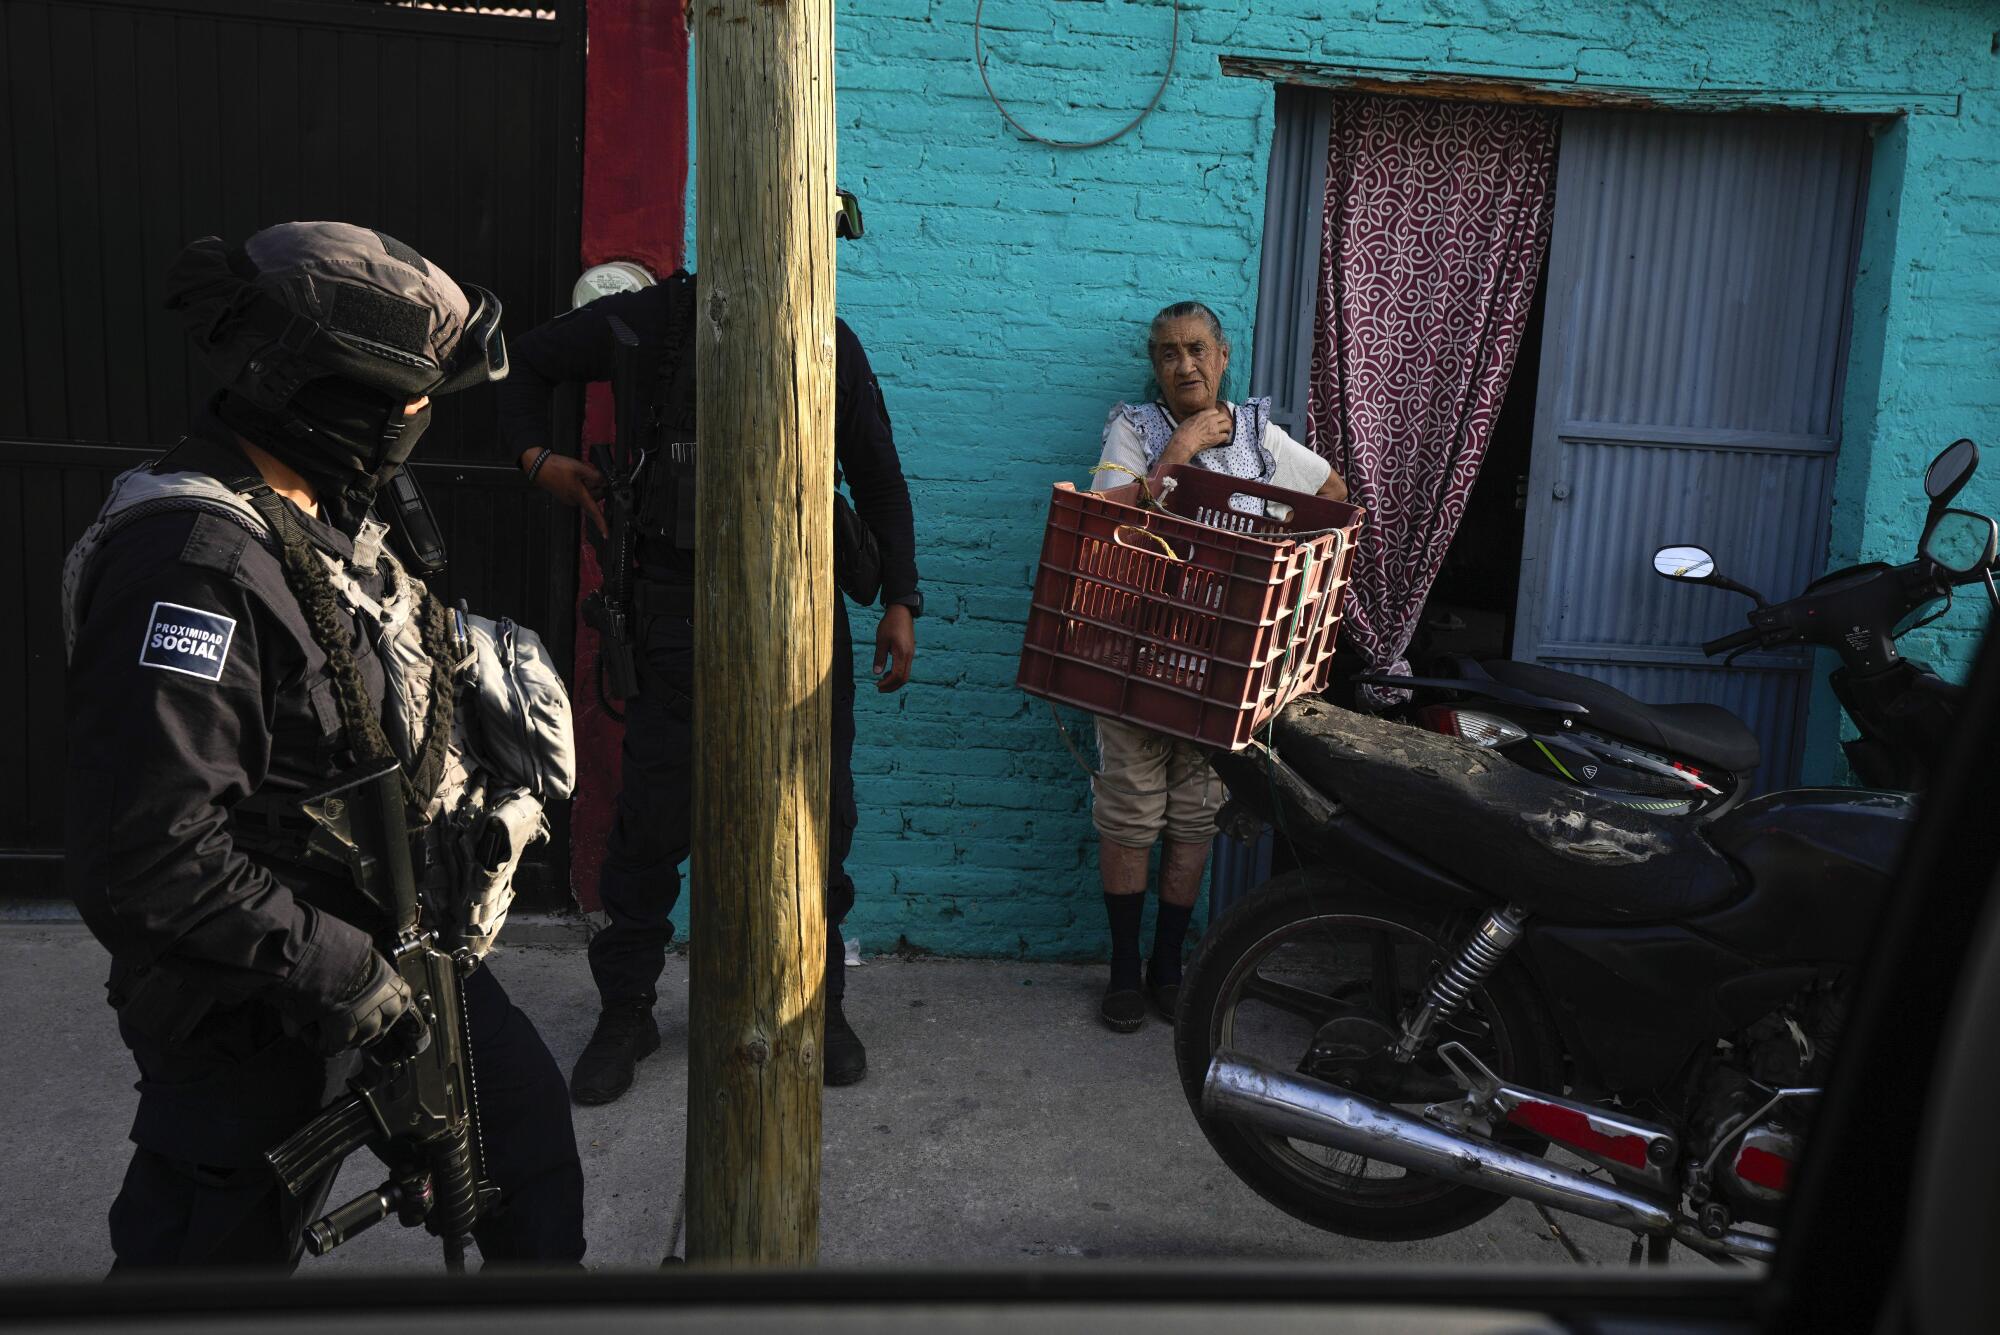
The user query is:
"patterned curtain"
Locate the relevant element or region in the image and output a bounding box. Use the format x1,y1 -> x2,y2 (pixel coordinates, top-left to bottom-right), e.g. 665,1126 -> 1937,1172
1306,94 -> 1559,688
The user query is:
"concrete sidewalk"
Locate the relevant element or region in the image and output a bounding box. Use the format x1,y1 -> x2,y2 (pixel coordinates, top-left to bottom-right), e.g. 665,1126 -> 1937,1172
0,922 -> 1645,1277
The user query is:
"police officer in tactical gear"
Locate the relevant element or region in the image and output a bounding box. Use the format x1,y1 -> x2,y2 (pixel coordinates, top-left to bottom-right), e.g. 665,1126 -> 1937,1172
498,217 -> 920,1101
64,222 -> 586,1268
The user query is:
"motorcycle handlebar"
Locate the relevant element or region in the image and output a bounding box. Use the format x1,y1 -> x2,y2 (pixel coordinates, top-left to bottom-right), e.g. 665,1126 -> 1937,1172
1703,625 -> 1765,657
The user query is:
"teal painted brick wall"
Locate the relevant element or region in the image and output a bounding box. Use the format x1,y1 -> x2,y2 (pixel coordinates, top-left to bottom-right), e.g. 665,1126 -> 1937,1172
684,1 -> 2000,956
1805,74 -> 2000,781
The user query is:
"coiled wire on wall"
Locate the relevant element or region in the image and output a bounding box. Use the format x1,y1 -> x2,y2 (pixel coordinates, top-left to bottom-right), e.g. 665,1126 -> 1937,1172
972,0 -> 1181,150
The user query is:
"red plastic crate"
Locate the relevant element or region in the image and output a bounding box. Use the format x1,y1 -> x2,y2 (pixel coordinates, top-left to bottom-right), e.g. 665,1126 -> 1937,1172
1016,465 -> 1364,750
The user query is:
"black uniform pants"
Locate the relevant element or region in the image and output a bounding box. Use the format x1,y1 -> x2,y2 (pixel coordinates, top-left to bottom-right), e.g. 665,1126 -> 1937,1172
592,594 -> 858,1008
106,965 -> 585,1270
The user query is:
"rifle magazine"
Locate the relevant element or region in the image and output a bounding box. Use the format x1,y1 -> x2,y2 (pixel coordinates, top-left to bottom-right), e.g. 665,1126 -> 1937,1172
267,1093 -> 376,1198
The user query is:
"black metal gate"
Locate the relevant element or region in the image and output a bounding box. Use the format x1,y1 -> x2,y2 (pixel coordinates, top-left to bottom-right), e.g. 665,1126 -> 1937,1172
1,0 -> 586,901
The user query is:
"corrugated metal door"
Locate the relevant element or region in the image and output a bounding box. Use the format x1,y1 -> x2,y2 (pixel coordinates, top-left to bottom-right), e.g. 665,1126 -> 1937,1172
1250,86 -> 1332,441
1513,111 -> 1870,791
0,0 -> 585,896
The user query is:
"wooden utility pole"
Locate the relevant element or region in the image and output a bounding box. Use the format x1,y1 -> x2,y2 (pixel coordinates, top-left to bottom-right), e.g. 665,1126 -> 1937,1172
684,0 -> 836,1266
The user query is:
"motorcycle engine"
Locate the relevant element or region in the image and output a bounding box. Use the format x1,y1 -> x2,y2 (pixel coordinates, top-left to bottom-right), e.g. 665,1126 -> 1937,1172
1689,984 -> 1844,1226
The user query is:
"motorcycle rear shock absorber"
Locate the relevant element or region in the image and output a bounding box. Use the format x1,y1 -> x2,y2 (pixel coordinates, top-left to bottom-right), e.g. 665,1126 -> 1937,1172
1393,905 -> 1529,1063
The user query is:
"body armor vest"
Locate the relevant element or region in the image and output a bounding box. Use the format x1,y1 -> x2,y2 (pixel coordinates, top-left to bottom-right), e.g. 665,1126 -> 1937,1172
603,276 -> 880,601
63,463 -> 574,961
609,274 -> 700,579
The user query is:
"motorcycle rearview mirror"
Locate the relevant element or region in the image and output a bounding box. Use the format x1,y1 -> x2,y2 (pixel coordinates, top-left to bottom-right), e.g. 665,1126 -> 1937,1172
1920,508 -> 1999,577
1654,545 -> 1717,580
1652,544 -> 1769,605
1925,438 -> 1979,507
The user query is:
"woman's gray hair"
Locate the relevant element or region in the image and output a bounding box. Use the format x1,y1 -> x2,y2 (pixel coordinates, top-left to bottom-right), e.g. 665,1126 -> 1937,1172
1142,300 -> 1232,403
1147,301 -> 1229,356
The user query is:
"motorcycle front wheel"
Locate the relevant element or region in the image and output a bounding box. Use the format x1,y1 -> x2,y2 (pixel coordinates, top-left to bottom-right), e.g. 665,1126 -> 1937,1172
1175,868 -> 1559,1241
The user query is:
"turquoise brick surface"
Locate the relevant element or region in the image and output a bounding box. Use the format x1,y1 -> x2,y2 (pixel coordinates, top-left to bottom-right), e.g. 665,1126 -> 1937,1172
683,1 -> 2000,956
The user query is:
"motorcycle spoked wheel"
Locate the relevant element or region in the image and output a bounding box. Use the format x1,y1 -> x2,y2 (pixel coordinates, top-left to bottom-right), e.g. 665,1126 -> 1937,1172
1175,868 -> 1560,1241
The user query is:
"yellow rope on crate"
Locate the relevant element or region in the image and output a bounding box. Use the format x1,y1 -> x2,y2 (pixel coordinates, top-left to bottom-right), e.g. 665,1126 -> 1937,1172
1112,524 -> 1185,562
1090,461 -> 1148,489
1091,461 -> 1183,559
1090,460 -> 1174,513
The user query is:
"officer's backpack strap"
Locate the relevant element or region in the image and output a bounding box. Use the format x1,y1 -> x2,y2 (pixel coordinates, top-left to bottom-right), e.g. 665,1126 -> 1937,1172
59,451 -> 280,660
235,476 -> 310,542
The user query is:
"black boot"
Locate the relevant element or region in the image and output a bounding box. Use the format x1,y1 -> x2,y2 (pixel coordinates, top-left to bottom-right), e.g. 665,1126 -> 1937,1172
569,1000 -> 661,1106
824,999 -> 867,1086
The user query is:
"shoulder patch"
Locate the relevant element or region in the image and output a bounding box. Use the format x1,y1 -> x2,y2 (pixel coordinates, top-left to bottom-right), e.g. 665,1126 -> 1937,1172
139,601 -> 237,681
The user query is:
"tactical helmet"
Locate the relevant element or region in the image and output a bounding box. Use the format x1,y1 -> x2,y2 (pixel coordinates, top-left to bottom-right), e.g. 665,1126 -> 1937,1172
164,222 -> 506,527
168,221 -> 505,409
836,189 -> 864,240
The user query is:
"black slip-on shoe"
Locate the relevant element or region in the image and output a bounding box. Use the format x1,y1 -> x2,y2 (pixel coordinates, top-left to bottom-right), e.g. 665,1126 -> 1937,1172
1099,986 -> 1147,1033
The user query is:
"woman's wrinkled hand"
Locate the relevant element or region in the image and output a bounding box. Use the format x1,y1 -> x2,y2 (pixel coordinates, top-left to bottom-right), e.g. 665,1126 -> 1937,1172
1162,407 -> 1234,466
522,450 -> 609,538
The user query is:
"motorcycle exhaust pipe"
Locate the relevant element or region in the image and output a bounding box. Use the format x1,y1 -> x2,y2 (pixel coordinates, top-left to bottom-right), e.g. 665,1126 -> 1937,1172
1206,1053 -> 1692,1238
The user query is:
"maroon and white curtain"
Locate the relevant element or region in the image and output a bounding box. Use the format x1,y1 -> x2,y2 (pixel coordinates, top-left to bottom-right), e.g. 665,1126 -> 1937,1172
1305,94 -> 1559,688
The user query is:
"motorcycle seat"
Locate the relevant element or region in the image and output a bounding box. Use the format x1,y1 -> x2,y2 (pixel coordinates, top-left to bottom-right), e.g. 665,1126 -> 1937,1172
1478,659 -> 1763,776
1268,700 -> 1741,924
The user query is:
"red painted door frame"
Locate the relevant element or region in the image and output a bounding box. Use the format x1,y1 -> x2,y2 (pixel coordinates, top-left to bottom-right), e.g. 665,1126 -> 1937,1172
570,0 -> 690,911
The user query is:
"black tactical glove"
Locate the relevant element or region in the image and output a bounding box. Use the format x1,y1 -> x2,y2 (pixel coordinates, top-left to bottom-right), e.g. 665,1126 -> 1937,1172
284,949 -> 414,1057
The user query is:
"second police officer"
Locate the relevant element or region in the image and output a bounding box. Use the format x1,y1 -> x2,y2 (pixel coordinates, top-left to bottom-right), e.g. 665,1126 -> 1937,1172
498,196 -> 921,1100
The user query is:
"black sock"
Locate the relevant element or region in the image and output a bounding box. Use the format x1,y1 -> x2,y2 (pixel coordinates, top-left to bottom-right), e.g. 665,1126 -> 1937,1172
1103,893 -> 1144,992
1151,902 -> 1195,987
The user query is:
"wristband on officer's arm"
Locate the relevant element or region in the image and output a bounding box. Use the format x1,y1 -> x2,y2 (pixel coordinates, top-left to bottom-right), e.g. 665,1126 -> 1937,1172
524,447 -> 554,485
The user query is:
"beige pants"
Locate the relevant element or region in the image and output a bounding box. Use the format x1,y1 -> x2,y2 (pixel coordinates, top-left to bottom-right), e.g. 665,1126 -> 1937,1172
1090,716 -> 1225,848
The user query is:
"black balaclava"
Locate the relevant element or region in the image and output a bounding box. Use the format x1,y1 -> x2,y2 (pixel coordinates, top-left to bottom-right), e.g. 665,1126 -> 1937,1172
215,379 -> 431,535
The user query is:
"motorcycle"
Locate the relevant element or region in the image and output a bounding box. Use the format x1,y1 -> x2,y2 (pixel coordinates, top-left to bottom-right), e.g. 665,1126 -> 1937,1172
1656,437 -> 1994,792
1176,440 -> 1995,1261
1355,654 -> 1758,820
1349,437 -> 1993,811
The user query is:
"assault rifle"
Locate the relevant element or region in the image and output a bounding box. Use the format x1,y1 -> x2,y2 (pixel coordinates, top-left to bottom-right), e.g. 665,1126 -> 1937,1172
264,758 -> 496,1272
576,315 -> 660,706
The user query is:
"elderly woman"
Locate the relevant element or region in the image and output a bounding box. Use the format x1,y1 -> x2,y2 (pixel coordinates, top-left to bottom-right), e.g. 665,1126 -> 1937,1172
1086,301 -> 1347,1033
